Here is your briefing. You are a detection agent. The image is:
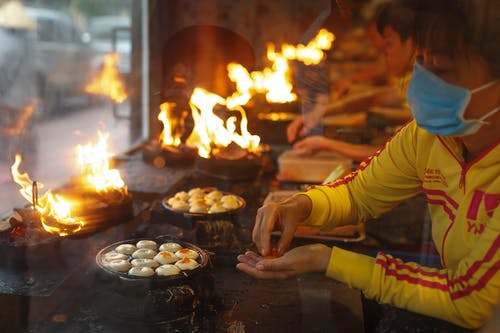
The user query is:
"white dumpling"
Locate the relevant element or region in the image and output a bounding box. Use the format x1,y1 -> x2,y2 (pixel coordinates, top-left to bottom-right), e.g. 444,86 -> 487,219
159,242 -> 183,253
175,258 -> 199,270
128,266 -> 155,277
131,258 -> 160,268
153,251 -> 178,265
106,259 -> 132,272
156,264 -> 181,276
132,248 -> 157,259
175,248 -> 199,260
115,243 -> 137,255
103,251 -> 128,262
136,240 -> 158,250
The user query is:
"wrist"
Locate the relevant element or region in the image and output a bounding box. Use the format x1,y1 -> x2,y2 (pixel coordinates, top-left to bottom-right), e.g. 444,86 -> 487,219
311,244 -> 332,272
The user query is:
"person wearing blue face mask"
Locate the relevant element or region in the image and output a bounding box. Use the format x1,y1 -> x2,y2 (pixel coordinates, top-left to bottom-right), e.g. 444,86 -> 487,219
237,0 -> 500,331
407,61 -> 499,136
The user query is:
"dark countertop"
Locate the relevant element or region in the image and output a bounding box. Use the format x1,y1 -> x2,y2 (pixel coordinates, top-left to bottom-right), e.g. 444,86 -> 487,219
0,149 -> 365,333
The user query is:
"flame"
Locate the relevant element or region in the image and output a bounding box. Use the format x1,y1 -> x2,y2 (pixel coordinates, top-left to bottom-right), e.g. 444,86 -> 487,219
158,102 -> 188,148
10,132 -> 127,236
85,52 -> 127,103
11,154 -> 84,236
227,28 -> 335,106
76,131 -> 127,195
186,88 -> 261,158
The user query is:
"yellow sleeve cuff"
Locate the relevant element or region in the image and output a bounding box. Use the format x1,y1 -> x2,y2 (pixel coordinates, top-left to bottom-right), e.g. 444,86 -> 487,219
326,246 -> 375,291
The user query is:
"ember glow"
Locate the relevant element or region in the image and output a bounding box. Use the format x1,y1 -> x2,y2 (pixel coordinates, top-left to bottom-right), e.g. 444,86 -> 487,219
158,102 -> 188,148
11,154 -> 84,236
227,28 -> 335,106
186,88 -> 261,158
76,131 -> 127,195
85,52 -> 128,103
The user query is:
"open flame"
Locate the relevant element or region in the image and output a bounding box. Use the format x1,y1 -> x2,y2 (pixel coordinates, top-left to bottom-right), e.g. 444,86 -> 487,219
76,131 -> 127,195
85,52 -> 128,103
11,154 -> 84,236
10,131 -> 127,236
157,29 -> 334,157
158,102 -> 188,148
186,88 -> 261,158
226,28 -> 335,107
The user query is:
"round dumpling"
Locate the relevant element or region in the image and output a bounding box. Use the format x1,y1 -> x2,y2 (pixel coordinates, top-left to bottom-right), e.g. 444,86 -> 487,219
221,195 -> 240,210
103,251 -> 128,262
188,196 -> 205,204
204,197 -> 218,206
154,251 -> 177,265
106,259 -> 132,272
189,203 -> 208,214
175,258 -> 199,270
159,242 -> 183,253
136,240 -> 157,250
115,243 -> 137,255
175,248 -> 199,260
174,191 -> 189,201
128,266 -> 155,277
132,248 -> 157,259
131,258 -> 159,268
206,190 -> 223,200
188,187 -> 204,197
171,199 -> 190,212
210,202 -> 227,213
156,264 -> 181,276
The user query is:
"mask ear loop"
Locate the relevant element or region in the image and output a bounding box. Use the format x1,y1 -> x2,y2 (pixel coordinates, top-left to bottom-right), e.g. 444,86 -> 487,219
477,106 -> 500,125
470,79 -> 500,93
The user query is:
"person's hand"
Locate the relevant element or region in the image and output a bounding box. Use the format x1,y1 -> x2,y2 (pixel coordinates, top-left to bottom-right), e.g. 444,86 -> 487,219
253,194 -> 312,257
286,111 -> 323,143
292,135 -> 333,156
236,244 -> 332,279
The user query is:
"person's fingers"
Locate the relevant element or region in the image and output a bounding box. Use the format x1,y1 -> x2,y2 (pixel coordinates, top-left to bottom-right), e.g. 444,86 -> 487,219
236,262 -> 291,279
252,207 -> 264,253
236,253 -> 260,267
253,205 -> 278,256
276,223 -> 295,256
287,117 -> 303,143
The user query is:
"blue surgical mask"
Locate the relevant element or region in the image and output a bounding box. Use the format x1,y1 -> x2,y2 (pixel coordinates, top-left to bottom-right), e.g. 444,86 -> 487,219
406,62 -> 499,136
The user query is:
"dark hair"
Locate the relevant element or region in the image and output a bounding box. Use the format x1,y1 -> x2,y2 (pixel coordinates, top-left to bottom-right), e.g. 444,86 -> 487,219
375,0 -> 417,42
414,0 -> 500,76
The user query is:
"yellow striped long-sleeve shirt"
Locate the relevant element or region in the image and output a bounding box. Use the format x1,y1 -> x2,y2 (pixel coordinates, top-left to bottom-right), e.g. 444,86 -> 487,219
302,120 -> 500,329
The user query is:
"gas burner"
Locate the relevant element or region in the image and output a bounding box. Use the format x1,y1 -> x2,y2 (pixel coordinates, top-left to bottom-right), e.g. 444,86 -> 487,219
194,144 -> 266,180
50,182 -> 133,237
0,208 -> 62,271
142,140 -> 197,168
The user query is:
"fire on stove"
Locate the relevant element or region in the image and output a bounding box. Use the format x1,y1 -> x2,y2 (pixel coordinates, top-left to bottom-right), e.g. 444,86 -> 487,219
5,131 -> 132,238
143,28 -> 335,178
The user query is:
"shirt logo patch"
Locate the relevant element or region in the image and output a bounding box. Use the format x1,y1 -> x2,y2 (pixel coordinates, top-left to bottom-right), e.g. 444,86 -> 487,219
465,190 -> 500,235
423,168 -> 448,187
